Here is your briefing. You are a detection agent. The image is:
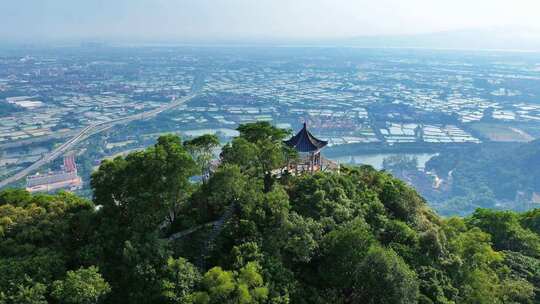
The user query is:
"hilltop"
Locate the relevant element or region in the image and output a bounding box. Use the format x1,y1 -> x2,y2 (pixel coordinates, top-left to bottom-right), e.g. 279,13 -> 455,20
1,122 -> 540,304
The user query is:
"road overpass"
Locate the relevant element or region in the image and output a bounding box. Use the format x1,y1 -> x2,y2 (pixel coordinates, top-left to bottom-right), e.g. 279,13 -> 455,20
0,92 -> 198,189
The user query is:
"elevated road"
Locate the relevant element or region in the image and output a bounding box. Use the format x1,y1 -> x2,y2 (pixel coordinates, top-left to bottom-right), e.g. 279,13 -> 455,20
0,92 -> 198,189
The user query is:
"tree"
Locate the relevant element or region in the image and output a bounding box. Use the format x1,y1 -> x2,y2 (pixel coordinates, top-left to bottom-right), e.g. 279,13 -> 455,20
318,219 -> 374,289
521,208 -> 540,235
184,134 -> 220,183
460,269 -> 501,304
190,262 -> 269,304
416,266 -> 459,304
379,176 -> 424,223
3,278 -> 47,304
231,242 -> 264,269
90,135 -> 196,303
280,212 -> 323,264
0,188 -> 32,206
236,122 -> 289,143
190,164 -> 250,222
499,278 -> 534,304
51,266 -> 111,304
447,226 -> 503,271
220,138 -> 259,174
222,122 -> 290,192
445,225 -> 505,303
501,251 -> 540,303
469,209 -> 540,257
205,164 -> 248,210
161,257 -> 201,304
92,134 -> 197,229
0,191 -> 95,301
352,246 -> 419,304
117,236 -> 171,304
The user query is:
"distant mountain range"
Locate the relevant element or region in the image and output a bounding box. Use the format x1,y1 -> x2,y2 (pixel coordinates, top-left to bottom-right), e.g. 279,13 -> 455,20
5,27 -> 540,51
340,27 -> 540,51
178,27 -> 540,52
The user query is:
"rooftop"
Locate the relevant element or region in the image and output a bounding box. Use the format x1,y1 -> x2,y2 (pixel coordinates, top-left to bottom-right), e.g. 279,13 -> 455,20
284,123 -> 328,153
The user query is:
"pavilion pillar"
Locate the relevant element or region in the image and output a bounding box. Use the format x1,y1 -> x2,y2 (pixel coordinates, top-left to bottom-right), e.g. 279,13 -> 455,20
311,152 -> 314,173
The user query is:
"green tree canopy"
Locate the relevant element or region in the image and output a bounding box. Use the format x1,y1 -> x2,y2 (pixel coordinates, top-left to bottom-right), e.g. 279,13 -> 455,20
190,262 -> 269,304
184,134 -> 220,183
91,134 -> 197,229
51,266 -> 111,304
2,131 -> 540,304
352,246 -> 419,304
222,122 -> 291,192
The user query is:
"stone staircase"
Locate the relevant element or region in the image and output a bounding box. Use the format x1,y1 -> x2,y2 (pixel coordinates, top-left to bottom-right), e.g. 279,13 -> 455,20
164,203 -> 236,270
198,204 -> 235,270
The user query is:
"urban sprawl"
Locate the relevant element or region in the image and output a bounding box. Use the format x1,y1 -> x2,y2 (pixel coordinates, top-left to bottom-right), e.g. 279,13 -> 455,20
1,47 -> 539,193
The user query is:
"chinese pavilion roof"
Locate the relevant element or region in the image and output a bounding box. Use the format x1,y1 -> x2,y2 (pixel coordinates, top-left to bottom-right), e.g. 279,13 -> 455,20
284,123 -> 328,153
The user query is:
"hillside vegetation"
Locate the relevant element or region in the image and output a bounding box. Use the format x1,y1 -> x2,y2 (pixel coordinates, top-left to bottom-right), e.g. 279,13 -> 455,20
1,122 -> 540,304
427,140 -> 540,215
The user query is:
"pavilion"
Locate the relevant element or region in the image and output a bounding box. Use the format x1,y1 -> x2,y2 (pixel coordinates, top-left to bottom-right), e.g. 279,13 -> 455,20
284,123 -> 338,174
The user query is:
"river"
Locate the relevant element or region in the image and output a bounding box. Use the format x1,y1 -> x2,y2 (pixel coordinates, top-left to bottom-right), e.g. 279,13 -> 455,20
328,153 -> 438,170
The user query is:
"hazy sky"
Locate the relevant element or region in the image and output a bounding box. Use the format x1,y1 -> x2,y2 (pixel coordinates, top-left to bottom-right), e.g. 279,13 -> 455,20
2,0 -> 540,42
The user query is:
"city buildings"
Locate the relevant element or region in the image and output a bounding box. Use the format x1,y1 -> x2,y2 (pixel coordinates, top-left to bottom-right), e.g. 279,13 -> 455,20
26,155 -> 82,193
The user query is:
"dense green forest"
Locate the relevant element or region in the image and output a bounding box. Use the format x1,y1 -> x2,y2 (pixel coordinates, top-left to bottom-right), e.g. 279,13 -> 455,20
426,140 -> 540,215
2,122 -> 540,303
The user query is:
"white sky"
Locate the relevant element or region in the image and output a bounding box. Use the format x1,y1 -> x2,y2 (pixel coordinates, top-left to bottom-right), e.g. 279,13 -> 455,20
1,0 -> 540,42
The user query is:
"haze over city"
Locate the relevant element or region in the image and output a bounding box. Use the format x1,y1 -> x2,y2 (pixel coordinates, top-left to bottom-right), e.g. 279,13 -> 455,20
2,0 -> 540,44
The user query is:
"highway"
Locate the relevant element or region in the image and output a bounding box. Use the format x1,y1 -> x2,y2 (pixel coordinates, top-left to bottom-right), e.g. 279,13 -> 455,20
0,92 -> 199,189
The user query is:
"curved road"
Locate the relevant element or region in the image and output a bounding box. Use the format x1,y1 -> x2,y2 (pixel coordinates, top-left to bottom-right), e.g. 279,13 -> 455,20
0,92 -> 199,189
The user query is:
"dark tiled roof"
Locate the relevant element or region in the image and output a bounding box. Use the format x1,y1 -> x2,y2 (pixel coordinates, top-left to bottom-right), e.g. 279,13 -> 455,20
284,123 -> 328,152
